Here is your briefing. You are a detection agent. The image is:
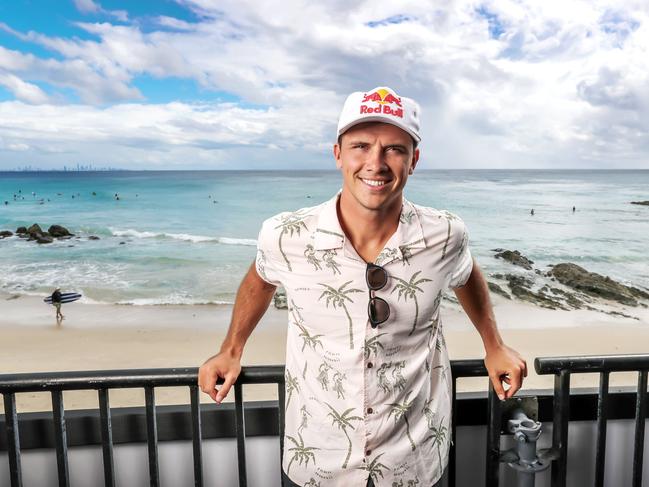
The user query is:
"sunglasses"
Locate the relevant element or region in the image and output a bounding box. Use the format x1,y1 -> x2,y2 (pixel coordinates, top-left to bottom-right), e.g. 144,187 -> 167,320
366,263 -> 390,328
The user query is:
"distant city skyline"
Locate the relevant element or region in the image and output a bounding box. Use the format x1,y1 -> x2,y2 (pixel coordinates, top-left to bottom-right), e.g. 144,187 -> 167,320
1,1 -> 648,170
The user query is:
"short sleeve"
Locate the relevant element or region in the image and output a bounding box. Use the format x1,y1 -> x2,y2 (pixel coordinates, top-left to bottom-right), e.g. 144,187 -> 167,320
255,218 -> 283,287
447,220 -> 473,289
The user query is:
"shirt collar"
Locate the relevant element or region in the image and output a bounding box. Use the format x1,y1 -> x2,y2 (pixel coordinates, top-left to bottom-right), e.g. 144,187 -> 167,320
313,193 -> 427,265
313,193 -> 345,250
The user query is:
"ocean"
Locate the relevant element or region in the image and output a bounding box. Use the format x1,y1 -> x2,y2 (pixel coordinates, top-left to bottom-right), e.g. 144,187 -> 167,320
1,170 -> 647,305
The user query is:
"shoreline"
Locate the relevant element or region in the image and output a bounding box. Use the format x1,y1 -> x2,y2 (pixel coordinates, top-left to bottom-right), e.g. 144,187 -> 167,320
1,292 -> 647,413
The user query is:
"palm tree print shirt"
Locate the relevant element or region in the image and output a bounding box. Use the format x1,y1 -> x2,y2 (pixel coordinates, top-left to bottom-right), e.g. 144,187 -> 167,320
255,193 -> 473,487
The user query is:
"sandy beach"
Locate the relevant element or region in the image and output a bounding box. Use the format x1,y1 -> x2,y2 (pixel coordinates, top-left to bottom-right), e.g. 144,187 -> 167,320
1,292 -> 648,413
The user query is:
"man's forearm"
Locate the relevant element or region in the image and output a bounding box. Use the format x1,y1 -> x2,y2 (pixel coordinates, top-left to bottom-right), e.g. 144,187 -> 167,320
220,262 -> 277,359
454,258 -> 527,399
453,259 -> 503,351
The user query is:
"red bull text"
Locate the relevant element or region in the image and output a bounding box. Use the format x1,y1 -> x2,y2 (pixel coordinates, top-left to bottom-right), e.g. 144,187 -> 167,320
360,90 -> 404,118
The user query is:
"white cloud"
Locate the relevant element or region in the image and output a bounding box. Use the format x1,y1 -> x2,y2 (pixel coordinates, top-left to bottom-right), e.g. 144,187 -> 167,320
0,72 -> 50,103
0,0 -> 648,168
73,0 -> 101,15
73,0 -> 128,22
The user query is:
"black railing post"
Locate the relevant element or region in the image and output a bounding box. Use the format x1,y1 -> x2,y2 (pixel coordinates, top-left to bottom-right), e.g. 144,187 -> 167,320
234,382 -> 248,487
144,386 -> 160,487
486,385 -> 501,487
551,370 -> 570,487
189,385 -> 204,487
98,388 -> 115,487
51,390 -> 70,487
594,371 -> 609,487
3,393 -> 22,487
632,370 -> 647,487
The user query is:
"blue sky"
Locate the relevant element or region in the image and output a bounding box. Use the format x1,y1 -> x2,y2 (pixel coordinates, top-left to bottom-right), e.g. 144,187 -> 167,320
0,0 -> 648,170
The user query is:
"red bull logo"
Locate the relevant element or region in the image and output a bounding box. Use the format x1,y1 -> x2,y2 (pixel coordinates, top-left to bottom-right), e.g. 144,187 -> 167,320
360,88 -> 403,118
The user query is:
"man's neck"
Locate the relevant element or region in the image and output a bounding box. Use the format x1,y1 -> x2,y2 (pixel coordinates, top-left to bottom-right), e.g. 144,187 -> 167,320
336,191 -> 402,263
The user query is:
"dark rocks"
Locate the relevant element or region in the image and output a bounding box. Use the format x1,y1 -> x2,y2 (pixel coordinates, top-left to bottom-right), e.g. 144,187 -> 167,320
503,274 -> 567,310
9,223 -> 81,245
48,225 -> 73,238
0,230 -> 13,239
630,201 -> 649,206
18,223 -> 53,244
488,281 -> 511,299
26,224 -> 43,235
490,248 -> 648,314
36,235 -> 54,244
605,310 -> 639,320
549,263 -> 649,306
494,250 -> 534,270
88,236 -> 100,240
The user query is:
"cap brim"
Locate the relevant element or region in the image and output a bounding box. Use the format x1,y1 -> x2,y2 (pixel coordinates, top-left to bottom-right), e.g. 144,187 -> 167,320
338,117 -> 421,143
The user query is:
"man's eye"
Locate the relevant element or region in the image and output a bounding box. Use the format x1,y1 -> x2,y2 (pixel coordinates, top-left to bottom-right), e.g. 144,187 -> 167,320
387,147 -> 404,153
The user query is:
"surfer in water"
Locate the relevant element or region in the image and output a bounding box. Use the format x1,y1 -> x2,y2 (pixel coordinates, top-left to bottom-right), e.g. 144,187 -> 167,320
51,288 -> 64,324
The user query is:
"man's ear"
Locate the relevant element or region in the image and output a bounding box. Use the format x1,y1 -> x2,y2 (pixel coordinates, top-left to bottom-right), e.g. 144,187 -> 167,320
409,148 -> 420,174
333,143 -> 342,169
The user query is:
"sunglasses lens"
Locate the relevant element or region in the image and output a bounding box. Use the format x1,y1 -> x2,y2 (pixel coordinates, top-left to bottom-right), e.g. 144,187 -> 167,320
367,265 -> 388,290
369,297 -> 390,325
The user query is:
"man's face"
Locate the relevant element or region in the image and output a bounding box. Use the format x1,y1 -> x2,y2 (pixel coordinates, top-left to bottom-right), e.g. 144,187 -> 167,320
334,122 -> 419,213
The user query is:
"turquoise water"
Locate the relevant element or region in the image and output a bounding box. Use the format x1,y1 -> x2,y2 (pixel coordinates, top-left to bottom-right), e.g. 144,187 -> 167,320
1,170 -> 648,304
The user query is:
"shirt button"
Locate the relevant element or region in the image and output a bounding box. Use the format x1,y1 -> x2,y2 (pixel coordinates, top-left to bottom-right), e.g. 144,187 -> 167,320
367,362 -> 373,369
367,407 -> 373,414
365,449 -> 372,456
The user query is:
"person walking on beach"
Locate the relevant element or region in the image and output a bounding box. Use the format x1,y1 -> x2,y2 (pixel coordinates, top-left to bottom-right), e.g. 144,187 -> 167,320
198,86 -> 527,487
51,288 -> 64,324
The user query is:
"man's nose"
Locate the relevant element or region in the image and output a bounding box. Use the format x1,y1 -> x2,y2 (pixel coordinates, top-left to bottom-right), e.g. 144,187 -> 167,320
364,147 -> 388,171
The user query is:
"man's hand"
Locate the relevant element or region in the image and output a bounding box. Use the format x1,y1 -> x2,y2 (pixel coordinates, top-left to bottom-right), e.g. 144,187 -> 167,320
484,343 -> 527,400
197,261 -> 276,404
198,351 -> 242,404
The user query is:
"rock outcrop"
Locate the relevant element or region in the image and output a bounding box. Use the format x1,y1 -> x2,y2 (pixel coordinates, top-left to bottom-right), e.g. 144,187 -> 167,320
48,225 -> 73,238
493,249 -> 534,270
548,263 -> 649,307
9,223 -> 77,245
630,201 -> 649,206
489,248 -> 648,315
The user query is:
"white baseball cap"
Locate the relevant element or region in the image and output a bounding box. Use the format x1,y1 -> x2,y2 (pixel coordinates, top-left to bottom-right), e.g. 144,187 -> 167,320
337,86 -> 421,144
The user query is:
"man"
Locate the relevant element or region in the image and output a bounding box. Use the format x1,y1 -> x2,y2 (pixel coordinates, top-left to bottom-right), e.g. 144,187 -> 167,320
51,288 -> 64,323
198,86 -> 527,487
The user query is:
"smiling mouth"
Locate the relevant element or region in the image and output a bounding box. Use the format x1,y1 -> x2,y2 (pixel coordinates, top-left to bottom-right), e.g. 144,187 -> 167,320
361,178 -> 390,188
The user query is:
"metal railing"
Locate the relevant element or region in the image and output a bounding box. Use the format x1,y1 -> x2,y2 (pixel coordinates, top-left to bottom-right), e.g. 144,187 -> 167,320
0,366 -> 284,487
0,360 -> 496,487
535,353 -> 649,487
3,354 -> 647,486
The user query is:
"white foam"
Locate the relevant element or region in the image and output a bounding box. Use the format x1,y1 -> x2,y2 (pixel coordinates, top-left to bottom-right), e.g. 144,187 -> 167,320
117,297 -> 233,306
216,237 -> 257,246
109,228 -> 257,246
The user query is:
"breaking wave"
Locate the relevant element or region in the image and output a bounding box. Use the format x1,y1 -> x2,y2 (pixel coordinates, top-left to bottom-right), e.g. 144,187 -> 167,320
110,228 -> 256,246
